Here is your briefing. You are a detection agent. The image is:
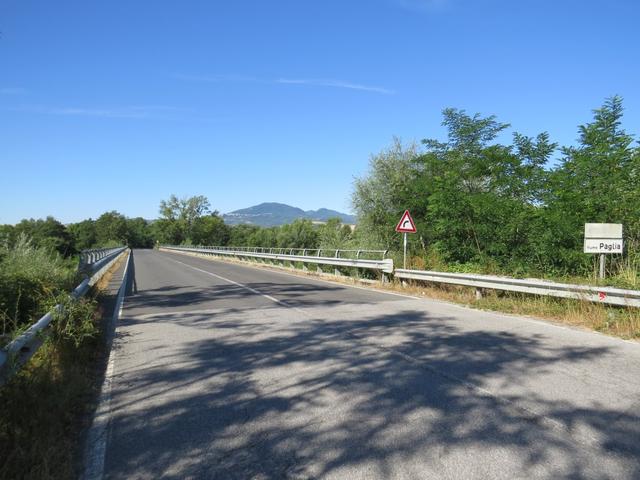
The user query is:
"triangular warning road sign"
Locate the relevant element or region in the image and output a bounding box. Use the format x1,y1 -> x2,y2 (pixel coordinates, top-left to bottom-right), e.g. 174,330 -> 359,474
395,210 -> 417,233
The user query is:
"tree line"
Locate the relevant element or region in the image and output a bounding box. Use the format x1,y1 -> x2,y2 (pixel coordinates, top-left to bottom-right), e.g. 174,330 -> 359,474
1,96 -> 637,283
0,196 -> 355,258
353,96 -> 639,279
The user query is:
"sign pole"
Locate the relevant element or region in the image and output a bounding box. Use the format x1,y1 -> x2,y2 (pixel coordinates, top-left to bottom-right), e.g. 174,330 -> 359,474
395,210 -> 417,271
403,232 -> 407,269
599,254 -> 605,280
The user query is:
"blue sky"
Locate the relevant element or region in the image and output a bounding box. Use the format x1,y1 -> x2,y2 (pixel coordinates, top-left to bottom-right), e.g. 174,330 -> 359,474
1,0 -> 638,224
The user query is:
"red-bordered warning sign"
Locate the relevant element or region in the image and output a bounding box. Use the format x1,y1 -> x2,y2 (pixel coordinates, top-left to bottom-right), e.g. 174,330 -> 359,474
395,210 -> 417,233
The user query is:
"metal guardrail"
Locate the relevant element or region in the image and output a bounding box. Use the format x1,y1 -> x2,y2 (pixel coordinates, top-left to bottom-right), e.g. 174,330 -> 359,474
394,269 -> 640,308
79,247 -> 127,274
0,247 -> 129,385
162,245 -> 640,307
161,245 -> 394,274
187,245 -> 389,259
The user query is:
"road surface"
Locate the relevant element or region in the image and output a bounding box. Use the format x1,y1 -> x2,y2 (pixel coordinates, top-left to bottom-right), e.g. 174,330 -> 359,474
98,249 -> 640,479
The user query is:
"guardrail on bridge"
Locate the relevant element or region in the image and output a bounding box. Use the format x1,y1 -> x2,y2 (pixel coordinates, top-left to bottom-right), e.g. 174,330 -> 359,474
161,245 -> 394,276
162,244 -> 640,308
0,247 -> 128,386
394,268 -> 640,308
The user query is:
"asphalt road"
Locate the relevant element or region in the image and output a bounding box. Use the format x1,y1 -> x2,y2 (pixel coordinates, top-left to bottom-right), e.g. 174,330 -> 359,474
100,249 -> 640,479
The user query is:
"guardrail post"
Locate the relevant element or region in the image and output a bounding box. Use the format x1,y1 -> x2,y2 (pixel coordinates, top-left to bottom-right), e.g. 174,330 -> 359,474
475,288 -> 484,300
334,250 -> 341,277
302,249 -> 308,272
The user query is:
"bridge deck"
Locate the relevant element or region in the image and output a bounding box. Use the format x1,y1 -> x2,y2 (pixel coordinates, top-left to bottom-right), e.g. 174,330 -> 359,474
99,249 -> 640,479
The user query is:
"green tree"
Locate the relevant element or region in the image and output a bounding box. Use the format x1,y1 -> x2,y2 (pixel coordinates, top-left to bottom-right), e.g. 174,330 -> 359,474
352,138 -> 420,249
157,194 -> 211,243
543,96 -> 638,273
13,217 -> 74,256
125,217 -> 154,248
190,214 -> 230,246
229,224 -> 260,246
318,218 -> 352,249
68,219 -> 96,251
416,108 -> 553,270
0,224 -> 15,249
248,227 -> 279,248
276,220 -> 319,249
95,211 -> 128,246
151,218 -> 185,245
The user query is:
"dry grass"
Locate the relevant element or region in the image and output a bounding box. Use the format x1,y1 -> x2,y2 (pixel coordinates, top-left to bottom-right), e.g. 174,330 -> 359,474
93,250 -> 128,292
166,249 -> 640,341
396,281 -> 640,340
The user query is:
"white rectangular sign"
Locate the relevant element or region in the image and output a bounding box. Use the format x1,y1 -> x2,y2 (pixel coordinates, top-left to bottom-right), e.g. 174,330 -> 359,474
584,223 -> 623,254
584,223 -> 623,239
584,238 -> 623,254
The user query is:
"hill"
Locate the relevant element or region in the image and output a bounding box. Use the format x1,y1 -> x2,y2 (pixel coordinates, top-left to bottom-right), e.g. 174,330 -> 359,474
222,202 -> 356,227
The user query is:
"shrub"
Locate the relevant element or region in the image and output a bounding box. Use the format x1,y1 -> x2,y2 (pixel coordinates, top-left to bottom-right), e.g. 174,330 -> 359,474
0,235 -> 75,337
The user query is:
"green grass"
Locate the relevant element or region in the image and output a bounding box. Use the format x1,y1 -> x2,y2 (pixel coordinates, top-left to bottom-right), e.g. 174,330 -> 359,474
0,236 -> 77,341
0,237 -> 123,479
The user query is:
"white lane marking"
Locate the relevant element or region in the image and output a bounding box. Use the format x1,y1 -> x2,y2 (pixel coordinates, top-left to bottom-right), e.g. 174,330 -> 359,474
164,257 -> 311,317
162,251 -> 613,446
164,252 -> 596,443
82,252 -> 131,480
161,249 -> 423,302
169,253 -> 640,345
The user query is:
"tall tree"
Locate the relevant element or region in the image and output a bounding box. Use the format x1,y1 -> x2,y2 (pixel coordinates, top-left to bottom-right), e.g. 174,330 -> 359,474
276,219 -> 319,249
125,217 -> 154,248
159,195 -> 210,225
68,219 -> 97,251
190,214 -> 230,246
352,138 -> 420,249
95,211 -> 128,246
544,96 -> 637,273
158,194 -> 211,243
13,217 -> 74,256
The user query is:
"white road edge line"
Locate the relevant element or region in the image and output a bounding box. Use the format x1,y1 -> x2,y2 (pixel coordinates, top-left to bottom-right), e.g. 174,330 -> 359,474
82,251 -> 131,480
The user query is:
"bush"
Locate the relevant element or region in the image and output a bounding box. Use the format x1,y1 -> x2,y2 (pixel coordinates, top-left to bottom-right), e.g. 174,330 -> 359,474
0,236 -> 76,337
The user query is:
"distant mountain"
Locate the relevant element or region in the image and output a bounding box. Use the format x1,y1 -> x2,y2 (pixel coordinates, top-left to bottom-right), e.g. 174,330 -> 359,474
222,202 -> 356,227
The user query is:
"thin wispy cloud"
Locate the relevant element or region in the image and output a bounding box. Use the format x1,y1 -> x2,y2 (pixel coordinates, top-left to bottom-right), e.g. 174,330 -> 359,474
10,105 -> 187,119
0,87 -> 27,95
277,78 -> 395,95
175,73 -> 395,95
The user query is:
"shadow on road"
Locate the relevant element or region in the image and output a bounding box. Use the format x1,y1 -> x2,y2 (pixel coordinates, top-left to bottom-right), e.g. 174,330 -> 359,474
123,281 -> 351,315
105,305 -> 640,479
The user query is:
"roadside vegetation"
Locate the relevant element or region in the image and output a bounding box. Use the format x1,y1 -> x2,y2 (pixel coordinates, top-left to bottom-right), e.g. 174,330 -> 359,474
1,95 -> 638,341
0,239 -> 126,479
145,97 -> 640,289
0,294 -> 101,479
397,282 -> 640,340
0,236 -> 77,343
351,96 -> 639,289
